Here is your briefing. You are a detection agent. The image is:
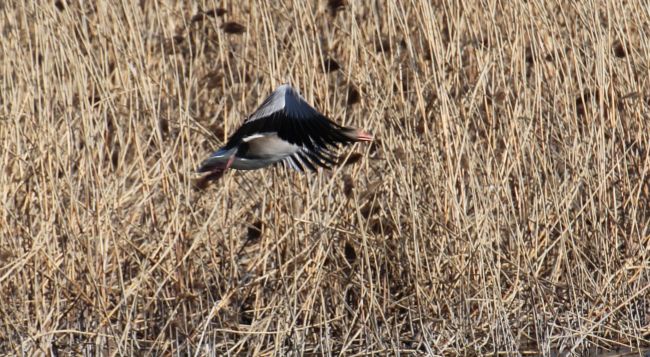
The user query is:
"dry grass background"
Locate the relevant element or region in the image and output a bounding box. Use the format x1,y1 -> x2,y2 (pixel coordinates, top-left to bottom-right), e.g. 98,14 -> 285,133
1,0 -> 649,355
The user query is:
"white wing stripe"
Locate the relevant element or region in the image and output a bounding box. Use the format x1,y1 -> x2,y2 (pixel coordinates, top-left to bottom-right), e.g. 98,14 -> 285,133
242,133 -> 267,142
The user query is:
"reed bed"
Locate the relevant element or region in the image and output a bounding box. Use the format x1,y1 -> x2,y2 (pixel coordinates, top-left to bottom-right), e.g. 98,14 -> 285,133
1,0 -> 649,355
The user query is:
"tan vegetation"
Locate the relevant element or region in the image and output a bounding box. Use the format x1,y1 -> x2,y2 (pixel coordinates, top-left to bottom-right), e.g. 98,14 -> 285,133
1,0 -> 649,355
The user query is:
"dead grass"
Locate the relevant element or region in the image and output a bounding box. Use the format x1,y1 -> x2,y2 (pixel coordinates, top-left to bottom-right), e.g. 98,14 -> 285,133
1,0 -> 649,355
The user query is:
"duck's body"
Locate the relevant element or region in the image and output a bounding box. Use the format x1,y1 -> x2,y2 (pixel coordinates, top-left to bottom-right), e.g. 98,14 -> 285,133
197,84 -> 372,177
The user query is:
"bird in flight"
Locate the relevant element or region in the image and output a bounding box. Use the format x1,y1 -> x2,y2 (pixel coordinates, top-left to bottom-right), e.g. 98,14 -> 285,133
197,84 -> 372,180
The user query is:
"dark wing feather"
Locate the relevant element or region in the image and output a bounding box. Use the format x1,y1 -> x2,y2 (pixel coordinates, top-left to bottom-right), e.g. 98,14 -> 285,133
224,110 -> 354,149
297,152 -> 318,171
222,84 -> 362,170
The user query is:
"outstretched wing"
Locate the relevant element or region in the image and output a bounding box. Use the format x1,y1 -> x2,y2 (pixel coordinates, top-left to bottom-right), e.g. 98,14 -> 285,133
224,84 -> 360,171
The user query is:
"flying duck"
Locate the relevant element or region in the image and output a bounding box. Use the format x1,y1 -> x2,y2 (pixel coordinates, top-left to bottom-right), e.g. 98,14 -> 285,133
197,84 -> 372,179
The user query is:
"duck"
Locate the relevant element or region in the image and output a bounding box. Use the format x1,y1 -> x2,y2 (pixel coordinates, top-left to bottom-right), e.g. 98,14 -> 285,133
197,84 -> 372,180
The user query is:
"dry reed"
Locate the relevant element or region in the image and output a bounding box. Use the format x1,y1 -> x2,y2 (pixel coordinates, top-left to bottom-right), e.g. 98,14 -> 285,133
1,0 -> 649,355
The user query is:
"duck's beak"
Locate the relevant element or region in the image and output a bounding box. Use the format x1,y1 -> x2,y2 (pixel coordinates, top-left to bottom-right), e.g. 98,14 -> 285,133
355,130 -> 373,141
342,128 -> 373,142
